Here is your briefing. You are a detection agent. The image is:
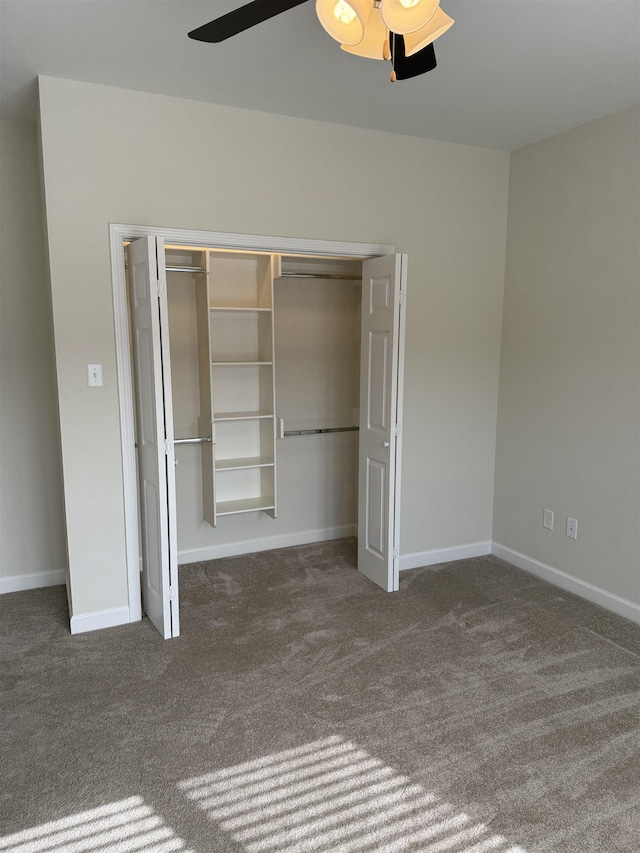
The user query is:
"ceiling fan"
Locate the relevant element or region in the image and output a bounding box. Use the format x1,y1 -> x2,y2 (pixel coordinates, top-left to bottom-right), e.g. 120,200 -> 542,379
188,0 -> 455,81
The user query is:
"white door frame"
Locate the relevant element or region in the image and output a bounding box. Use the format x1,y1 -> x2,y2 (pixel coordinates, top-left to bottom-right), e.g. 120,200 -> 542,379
109,223 -> 395,623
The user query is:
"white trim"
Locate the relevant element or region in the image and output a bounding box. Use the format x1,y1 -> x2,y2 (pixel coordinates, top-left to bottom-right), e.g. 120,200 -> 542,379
70,605 -> 131,635
392,254 -> 408,592
178,525 -> 357,565
110,223 -> 394,260
110,225 -> 142,623
110,223 -> 395,622
399,541 -> 492,572
0,569 -> 66,594
491,542 -> 640,624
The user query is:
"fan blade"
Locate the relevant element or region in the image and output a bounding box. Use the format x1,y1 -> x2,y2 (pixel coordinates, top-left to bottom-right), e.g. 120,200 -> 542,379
389,34 -> 437,80
189,0 -> 310,43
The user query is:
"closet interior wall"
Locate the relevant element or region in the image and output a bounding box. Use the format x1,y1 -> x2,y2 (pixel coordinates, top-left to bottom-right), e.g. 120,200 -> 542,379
164,246 -> 362,563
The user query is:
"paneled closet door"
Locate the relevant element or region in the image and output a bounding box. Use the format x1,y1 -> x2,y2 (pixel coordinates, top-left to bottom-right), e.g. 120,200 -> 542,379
358,254 -> 407,593
128,236 -> 180,638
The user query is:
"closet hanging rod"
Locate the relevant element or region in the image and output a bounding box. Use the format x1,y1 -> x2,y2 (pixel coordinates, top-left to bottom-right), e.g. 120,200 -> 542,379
283,426 -> 359,437
278,273 -> 361,281
135,437 -> 210,448
126,266 -> 359,279
122,264 -> 205,274
165,265 -> 205,274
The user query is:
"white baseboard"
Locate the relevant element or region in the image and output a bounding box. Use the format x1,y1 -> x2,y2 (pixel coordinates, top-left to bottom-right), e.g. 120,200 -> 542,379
70,606 -> 131,635
178,524 -> 358,565
399,541 -> 492,572
492,542 -> 640,624
0,569 -> 66,594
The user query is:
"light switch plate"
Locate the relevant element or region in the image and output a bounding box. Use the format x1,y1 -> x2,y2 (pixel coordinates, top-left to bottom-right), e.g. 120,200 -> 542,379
87,364 -> 103,387
543,509 -> 554,530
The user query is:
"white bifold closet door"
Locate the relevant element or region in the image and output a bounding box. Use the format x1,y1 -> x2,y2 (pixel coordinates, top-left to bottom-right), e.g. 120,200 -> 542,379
128,236 -> 180,639
358,254 -> 407,593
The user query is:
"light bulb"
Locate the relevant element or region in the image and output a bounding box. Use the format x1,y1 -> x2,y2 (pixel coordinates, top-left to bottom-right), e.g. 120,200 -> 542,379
399,0 -> 421,8
334,0 -> 357,24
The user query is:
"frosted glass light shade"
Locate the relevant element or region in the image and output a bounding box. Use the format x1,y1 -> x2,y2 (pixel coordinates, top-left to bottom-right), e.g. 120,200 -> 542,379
381,0 -> 439,35
341,8 -> 387,59
404,8 -> 454,55
316,0 -> 373,46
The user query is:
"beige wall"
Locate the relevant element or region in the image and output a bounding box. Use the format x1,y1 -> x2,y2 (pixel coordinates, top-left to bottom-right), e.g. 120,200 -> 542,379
37,76 -> 509,618
4,81 -> 636,623
493,106 -> 640,604
0,118 -> 67,590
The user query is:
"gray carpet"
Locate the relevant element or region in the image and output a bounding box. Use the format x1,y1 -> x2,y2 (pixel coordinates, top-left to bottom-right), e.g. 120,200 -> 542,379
1,539 -> 639,852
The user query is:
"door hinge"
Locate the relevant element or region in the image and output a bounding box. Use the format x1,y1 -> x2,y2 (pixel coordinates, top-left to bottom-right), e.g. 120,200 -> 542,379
156,279 -> 166,297
392,546 -> 399,560
168,586 -> 177,602
398,290 -> 406,305
394,423 -> 401,436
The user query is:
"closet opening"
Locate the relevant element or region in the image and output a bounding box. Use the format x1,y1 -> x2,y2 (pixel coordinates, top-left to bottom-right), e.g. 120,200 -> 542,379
114,225 -> 406,639
163,244 -> 362,539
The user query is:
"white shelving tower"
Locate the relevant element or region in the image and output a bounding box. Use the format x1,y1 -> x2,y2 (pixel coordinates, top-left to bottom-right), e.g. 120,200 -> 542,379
197,251 -> 279,525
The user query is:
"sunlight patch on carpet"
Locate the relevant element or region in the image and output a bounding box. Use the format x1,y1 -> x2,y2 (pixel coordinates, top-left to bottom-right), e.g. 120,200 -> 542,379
0,795 -> 192,853
179,736 -> 528,853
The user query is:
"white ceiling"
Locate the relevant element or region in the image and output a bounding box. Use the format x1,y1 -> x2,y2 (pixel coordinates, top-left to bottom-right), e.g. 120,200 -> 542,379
1,0 -> 639,150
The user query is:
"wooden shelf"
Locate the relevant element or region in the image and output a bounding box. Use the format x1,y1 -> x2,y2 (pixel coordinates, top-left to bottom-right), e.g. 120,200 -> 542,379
215,456 -> 274,471
216,496 -> 276,516
214,410 -> 274,421
197,251 -> 278,524
210,306 -> 272,313
211,360 -> 273,367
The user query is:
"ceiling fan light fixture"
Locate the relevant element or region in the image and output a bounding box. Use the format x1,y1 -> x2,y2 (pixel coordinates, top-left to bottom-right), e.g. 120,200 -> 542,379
403,7 -> 454,55
188,0 -> 453,83
341,7 -> 388,59
316,0 -> 373,46
389,32 -> 437,79
381,0 -> 439,35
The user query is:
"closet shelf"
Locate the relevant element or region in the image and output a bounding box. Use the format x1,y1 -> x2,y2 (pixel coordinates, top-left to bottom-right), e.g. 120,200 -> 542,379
210,306 -> 272,313
215,456 -> 274,471
214,410 -> 274,421
216,496 -> 276,516
211,360 -> 273,367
